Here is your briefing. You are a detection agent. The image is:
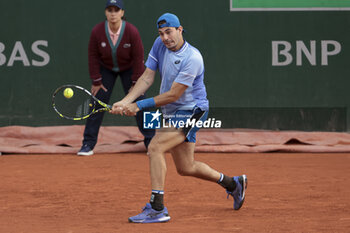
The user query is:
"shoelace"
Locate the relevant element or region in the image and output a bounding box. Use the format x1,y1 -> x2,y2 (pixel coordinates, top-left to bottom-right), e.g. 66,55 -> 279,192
226,190 -> 234,199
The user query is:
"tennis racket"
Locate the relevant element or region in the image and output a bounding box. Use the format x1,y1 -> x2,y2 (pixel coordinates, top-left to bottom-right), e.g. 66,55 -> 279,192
52,85 -> 112,120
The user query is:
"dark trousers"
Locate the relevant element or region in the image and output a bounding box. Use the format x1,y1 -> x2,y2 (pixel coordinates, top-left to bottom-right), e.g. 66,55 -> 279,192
82,66 -> 155,149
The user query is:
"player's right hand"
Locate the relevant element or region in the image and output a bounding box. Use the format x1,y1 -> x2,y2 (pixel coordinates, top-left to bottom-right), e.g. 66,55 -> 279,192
110,101 -> 125,115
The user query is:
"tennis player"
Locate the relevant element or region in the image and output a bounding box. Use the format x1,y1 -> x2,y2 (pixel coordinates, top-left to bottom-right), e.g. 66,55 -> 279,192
111,13 -> 247,223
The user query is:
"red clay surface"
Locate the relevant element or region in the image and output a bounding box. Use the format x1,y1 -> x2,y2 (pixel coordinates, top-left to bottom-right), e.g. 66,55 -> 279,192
0,153 -> 349,233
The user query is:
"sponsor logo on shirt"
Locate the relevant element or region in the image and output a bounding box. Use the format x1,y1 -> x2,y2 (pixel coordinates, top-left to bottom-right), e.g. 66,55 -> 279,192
123,43 -> 131,48
101,42 -> 106,47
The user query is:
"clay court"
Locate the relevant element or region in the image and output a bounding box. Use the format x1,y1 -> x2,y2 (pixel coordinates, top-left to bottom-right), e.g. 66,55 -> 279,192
0,152 -> 349,233
1,0 -> 349,232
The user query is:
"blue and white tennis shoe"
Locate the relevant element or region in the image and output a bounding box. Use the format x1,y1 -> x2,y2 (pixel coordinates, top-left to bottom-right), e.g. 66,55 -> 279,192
226,175 -> 248,210
128,203 -> 170,223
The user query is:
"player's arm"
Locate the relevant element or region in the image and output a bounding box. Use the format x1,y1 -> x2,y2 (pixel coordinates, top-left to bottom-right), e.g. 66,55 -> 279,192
153,82 -> 188,106
122,81 -> 188,116
110,68 -> 156,114
123,67 -> 156,102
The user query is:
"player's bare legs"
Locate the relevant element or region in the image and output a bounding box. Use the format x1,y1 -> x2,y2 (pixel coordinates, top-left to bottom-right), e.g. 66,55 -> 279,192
129,126 -> 247,223
170,141 -> 247,211
147,128 -> 185,190
127,129 -> 182,223
170,142 -> 221,182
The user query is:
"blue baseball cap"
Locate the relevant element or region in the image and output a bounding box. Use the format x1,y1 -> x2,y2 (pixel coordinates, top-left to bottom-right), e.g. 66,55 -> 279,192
157,13 -> 181,29
105,0 -> 124,10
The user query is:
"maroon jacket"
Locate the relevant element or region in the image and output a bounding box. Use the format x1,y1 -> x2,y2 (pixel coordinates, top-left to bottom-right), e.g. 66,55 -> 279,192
88,21 -> 145,85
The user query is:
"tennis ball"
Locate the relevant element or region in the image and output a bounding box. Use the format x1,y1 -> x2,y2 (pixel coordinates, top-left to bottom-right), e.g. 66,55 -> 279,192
63,88 -> 74,99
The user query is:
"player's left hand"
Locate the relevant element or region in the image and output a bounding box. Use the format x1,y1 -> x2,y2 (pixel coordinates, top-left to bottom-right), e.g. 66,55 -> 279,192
122,103 -> 140,116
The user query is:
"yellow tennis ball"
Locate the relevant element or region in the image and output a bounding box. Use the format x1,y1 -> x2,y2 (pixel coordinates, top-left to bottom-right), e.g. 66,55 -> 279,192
63,88 -> 74,99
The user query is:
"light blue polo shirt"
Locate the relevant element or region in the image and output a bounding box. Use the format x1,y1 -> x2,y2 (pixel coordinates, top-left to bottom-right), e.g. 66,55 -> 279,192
145,37 -> 209,116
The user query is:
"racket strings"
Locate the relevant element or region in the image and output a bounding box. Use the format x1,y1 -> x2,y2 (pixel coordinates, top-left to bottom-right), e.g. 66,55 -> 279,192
76,98 -> 93,116
54,87 -> 95,118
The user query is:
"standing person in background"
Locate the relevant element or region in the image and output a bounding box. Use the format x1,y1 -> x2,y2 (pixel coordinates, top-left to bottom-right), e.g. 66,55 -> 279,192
78,0 -> 155,156
111,13 -> 247,223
